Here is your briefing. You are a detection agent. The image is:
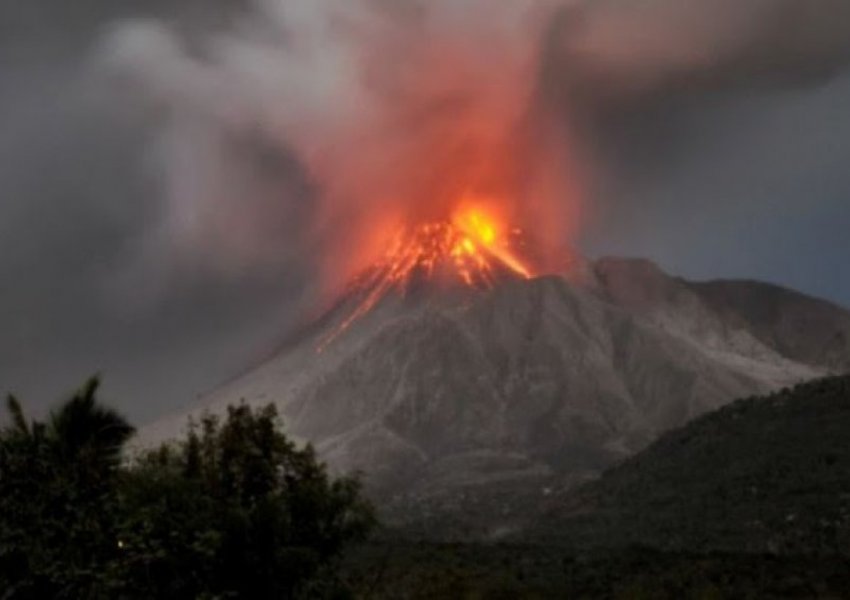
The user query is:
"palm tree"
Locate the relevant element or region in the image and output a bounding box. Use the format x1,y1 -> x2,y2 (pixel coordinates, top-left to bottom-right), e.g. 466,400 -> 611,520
0,377 -> 136,597
4,376 -> 134,459
47,376 -> 134,470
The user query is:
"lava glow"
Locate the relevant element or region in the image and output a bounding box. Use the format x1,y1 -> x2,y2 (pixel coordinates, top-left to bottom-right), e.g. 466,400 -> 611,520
392,205 -> 534,287
317,204 -> 533,351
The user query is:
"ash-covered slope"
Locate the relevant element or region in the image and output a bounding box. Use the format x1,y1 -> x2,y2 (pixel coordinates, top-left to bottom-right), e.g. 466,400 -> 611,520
593,257 -> 850,374
140,257 -> 845,525
689,279 -> 850,373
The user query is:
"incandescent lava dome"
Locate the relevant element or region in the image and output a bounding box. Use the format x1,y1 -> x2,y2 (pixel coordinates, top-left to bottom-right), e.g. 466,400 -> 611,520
315,199 -> 543,351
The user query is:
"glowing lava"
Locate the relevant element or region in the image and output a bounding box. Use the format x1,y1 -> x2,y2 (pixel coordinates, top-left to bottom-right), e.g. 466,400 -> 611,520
452,207 -> 532,281
317,205 -> 534,351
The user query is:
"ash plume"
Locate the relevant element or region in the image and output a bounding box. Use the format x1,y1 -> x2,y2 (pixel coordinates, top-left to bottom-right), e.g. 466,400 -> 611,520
100,0 -> 579,294
99,0 -> 850,294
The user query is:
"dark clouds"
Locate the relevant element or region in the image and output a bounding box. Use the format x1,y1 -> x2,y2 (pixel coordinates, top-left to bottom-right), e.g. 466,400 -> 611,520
538,0 -> 850,308
1,0 -> 849,422
544,0 -> 850,103
580,72 -> 850,306
0,0 -> 309,421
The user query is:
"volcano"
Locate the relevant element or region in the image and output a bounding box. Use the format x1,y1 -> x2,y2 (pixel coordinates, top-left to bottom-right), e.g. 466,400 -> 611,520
141,247 -> 850,537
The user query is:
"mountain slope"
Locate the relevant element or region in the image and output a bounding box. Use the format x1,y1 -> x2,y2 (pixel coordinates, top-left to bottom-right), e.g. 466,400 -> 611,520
139,257 -> 847,525
591,257 -> 850,374
531,375 -> 850,555
689,279 -> 850,373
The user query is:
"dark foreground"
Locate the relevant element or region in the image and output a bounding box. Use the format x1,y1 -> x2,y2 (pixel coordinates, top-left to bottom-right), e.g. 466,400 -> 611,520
3,376 -> 848,597
342,541 -> 850,599
341,377 -> 850,599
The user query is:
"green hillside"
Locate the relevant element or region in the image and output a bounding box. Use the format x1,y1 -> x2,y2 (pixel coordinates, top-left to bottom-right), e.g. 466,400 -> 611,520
533,375 -> 850,555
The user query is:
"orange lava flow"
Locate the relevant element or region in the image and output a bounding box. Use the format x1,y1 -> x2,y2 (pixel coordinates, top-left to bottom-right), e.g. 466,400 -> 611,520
317,206 -> 533,351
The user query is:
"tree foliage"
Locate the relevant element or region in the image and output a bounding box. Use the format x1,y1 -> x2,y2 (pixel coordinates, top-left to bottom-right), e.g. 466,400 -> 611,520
0,377 -> 134,598
0,380 -> 375,599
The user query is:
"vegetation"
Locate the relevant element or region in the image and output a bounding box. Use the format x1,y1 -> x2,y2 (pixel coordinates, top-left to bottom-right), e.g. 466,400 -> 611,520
0,378 -> 375,599
341,542 -> 850,599
533,375 -> 850,556
3,375 -> 849,598
339,375 -> 850,599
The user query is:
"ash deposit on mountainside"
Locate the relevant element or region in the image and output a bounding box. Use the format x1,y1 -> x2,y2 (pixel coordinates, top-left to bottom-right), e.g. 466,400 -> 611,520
140,254 -> 849,537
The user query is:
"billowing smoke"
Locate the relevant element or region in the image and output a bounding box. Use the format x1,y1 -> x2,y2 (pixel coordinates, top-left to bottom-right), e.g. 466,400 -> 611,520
99,0 -> 850,297
100,0 -> 581,296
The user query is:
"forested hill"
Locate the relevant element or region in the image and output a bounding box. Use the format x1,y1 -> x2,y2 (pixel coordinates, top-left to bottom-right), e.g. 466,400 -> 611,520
532,375 -> 850,555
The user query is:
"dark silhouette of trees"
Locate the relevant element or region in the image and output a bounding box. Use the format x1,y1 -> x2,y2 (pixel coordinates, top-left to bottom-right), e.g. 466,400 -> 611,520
1,377 -> 134,598
0,379 -> 375,599
114,404 -> 376,598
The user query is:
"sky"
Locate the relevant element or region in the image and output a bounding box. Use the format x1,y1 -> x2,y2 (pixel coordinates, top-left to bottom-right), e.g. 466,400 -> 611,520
1,0 -> 849,423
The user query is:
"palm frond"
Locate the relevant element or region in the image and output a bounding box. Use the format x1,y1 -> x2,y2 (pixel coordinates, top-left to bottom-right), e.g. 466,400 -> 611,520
5,394 -> 29,437
79,375 -> 101,403
49,376 -> 134,462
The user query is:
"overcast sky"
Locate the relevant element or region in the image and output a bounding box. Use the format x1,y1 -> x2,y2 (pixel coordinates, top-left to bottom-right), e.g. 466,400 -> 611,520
1,0 -> 849,424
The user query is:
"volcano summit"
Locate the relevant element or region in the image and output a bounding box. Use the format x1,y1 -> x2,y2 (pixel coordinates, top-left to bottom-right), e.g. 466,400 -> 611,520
316,204 -> 535,351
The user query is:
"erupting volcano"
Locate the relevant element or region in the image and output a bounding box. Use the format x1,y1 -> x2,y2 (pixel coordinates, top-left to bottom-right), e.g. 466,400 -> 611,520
126,0 -> 850,551
318,202 -> 536,351
144,249 -> 850,525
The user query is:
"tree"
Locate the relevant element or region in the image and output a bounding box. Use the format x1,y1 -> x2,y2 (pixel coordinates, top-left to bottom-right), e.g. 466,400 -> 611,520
0,380 -> 375,599
114,403 -> 375,599
0,377 -> 134,598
